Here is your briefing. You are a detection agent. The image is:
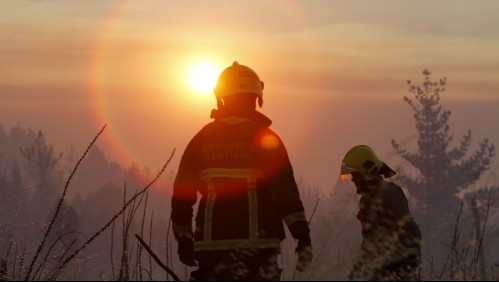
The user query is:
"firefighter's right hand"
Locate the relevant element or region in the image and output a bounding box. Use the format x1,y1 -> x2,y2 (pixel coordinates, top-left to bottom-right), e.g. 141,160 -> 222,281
178,238 -> 197,267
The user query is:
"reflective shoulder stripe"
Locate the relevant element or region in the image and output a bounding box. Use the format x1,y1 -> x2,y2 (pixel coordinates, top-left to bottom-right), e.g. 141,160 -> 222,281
199,168 -> 264,180
194,239 -> 280,252
283,212 -> 307,227
220,116 -> 252,125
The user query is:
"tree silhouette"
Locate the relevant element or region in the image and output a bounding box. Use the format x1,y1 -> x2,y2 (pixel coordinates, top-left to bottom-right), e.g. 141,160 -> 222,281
391,69 -> 496,260
18,130 -> 83,280
20,130 -> 63,199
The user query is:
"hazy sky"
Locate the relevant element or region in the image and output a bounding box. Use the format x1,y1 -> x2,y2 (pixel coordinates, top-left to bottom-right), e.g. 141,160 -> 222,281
1,0 -> 499,190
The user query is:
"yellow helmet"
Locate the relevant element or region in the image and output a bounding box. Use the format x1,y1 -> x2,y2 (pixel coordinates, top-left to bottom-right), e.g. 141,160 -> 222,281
340,145 -> 396,179
214,61 -> 264,99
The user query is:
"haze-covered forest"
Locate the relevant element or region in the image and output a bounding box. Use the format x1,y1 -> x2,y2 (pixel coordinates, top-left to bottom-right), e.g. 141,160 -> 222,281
1,70 -> 498,281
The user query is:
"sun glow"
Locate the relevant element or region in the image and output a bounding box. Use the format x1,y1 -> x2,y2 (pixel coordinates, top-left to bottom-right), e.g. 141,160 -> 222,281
187,62 -> 219,94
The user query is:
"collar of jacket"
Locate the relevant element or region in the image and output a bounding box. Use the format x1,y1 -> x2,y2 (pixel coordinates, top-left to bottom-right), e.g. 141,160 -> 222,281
210,108 -> 272,127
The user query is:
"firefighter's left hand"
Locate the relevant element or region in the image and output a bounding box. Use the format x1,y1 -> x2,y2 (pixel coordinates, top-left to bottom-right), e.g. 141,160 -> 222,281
178,238 -> 197,267
295,239 -> 313,272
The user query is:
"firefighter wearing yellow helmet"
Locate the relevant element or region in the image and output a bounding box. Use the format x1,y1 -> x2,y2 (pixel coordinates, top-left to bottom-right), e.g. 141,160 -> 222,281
214,61 -> 264,107
171,61 -> 312,281
340,145 -> 422,281
341,145 -> 396,180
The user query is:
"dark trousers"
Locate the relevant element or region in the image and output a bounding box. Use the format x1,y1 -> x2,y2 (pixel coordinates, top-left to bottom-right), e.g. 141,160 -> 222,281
190,249 -> 281,281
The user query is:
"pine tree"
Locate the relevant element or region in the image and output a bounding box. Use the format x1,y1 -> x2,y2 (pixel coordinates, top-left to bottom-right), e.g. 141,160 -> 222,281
19,130 -> 63,197
391,69 -> 496,255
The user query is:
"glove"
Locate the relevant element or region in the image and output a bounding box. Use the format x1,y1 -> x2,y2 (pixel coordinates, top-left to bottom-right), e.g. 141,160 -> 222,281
177,238 -> 197,267
295,238 -> 313,272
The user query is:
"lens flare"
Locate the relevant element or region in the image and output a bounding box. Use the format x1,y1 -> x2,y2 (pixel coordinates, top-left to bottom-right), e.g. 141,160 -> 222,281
260,134 -> 280,150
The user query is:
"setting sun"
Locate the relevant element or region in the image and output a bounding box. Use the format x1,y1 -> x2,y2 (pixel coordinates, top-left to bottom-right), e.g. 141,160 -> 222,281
187,62 -> 219,94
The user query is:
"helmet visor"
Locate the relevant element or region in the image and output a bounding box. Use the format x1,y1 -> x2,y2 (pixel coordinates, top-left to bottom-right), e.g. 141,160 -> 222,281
340,161 -> 356,175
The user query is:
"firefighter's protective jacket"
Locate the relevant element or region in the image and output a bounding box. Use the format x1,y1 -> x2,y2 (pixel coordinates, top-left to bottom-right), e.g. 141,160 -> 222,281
350,179 -> 421,280
171,107 -> 310,257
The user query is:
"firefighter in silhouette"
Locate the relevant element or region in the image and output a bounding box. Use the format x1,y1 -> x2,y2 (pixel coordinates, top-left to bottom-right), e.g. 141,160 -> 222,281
171,61 -> 313,281
340,145 -> 422,281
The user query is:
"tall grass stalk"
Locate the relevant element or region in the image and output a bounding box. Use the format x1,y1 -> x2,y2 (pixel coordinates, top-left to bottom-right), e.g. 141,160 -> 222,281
110,221 -> 116,280
135,234 -> 180,281
44,148 -> 175,280
436,189 -> 493,281
24,124 -> 107,281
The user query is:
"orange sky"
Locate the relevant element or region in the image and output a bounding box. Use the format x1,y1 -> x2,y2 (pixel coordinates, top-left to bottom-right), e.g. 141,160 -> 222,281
1,1 -> 499,190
